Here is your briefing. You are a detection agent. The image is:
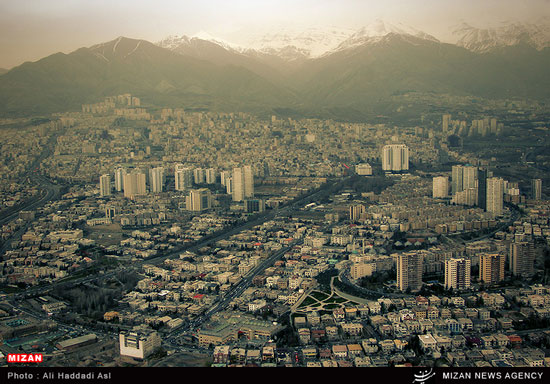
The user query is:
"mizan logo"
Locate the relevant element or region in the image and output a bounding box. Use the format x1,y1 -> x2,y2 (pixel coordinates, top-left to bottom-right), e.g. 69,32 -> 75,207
413,368 -> 436,384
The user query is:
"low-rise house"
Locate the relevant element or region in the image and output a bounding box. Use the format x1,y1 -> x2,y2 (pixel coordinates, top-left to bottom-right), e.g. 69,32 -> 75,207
361,338 -> 378,354
332,344 -> 348,359
302,347 -> 318,360
379,339 -> 395,354
354,356 -> 372,367
434,335 -> 452,351
326,326 -> 339,340
341,322 -> 363,337
418,334 -> 437,352
347,344 -> 363,357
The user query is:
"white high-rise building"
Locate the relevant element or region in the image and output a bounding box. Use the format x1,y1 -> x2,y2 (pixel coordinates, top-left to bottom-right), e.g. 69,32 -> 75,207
220,171 -> 230,186
532,178 -> 542,200
451,165 -> 477,195
150,167 -> 164,193
462,166 -> 477,191
444,258 -> 471,291
193,168 -> 205,184
232,166 -> 254,202
442,114 -> 451,133
226,177 -> 233,195
114,167 -> 125,192
432,176 -> 449,198
381,144 -> 409,172
243,165 -> 254,198
174,164 -> 193,191
99,174 -> 111,197
486,177 -> 504,216
232,168 -> 244,202
205,168 -> 217,184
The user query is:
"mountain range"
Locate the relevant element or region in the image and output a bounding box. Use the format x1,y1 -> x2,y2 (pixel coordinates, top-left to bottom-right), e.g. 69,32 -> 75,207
0,20 -> 549,119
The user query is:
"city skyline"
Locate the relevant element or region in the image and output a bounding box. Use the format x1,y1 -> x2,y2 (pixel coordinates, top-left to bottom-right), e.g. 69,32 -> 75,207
0,90 -> 549,370
0,0 -> 549,375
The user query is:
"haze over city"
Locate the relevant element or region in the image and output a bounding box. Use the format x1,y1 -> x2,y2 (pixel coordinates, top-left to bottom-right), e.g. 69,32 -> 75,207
0,0 -> 550,377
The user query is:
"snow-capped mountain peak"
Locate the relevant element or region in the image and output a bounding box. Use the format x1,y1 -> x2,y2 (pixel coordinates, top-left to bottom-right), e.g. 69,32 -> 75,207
190,31 -> 244,51
331,19 -> 439,53
243,26 -> 356,58
452,20 -> 550,52
157,32 -> 244,53
157,22 -> 440,61
157,18 -> 549,62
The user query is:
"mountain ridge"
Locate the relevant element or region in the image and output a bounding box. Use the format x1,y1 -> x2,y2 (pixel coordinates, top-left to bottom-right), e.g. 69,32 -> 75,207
1,31 -> 549,119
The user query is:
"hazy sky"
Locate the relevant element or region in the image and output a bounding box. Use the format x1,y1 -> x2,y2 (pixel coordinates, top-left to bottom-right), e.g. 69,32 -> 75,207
0,0 -> 549,69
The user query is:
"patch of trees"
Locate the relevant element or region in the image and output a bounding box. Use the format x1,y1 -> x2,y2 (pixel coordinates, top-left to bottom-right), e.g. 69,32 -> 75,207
359,269 -> 394,291
316,269 -> 338,292
346,175 -> 394,195
53,283 -> 120,320
116,270 -> 141,291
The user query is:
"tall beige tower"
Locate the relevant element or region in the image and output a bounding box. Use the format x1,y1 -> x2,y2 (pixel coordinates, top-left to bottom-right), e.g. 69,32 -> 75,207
175,164 -> 193,191
432,176 -> 449,198
232,165 -> 254,202
444,258 -> 471,291
479,253 -> 505,285
243,165 -> 254,199
531,178 -> 542,200
397,252 -> 423,292
114,167 -> 125,192
150,167 -> 164,193
510,242 -> 535,278
442,114 -> 451,133
486,177 -> 504,216
123,171 -> 146,199
99,174 -> 111,197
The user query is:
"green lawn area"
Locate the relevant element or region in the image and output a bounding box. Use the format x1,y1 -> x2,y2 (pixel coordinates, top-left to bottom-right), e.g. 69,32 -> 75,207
325,296 -> 348,304
310,291 -> 330,301
297,296 -> 317,308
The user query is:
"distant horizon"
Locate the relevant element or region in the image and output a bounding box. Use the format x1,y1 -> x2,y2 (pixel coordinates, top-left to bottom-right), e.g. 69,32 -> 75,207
0,0 -> 549,69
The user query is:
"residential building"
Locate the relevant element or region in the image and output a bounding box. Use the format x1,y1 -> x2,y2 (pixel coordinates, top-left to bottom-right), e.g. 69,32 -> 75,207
397,252 -> 423,292
486,177 -> 504,216
479,253 -> 505,285
510,241 -> 536,278
433,176 -> 449,198
119,329 -> 161,360
123,170 -> 147,199
99,174 -> 111,197
445,258 -> 471,291
531,179 -> 542,200
382,144 -> 409,172
187,188 -> 212,212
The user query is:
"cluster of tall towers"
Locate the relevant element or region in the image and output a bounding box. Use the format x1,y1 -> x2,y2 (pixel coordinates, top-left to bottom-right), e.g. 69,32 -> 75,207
431,165 -> 505,216
99,163 -> 255,210
397,243 -> 537,293
442,166 -> 543,214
